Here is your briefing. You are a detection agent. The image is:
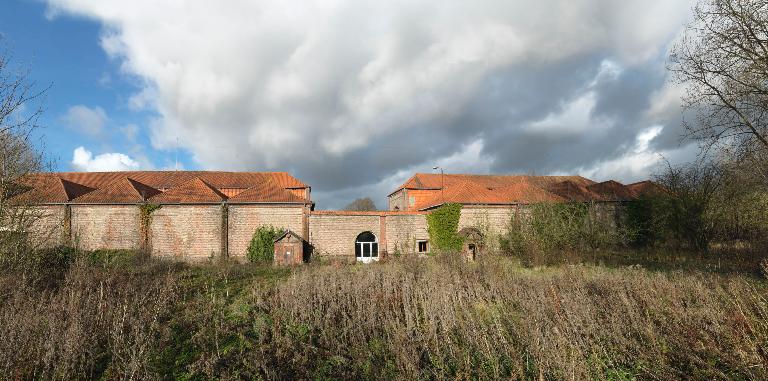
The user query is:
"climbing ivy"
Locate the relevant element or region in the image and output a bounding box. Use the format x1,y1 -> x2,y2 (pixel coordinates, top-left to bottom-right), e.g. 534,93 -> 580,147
139,204 -> 162,253
426,203 -> 463,253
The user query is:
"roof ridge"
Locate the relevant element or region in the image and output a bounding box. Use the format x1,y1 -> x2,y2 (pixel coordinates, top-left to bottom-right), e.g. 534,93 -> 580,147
149,176 -> 228,203
194,177 -> 229,199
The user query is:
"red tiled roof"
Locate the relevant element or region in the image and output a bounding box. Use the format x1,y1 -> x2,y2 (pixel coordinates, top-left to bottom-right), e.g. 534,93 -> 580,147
414,181 -> 509,209
13,171 -> 310,205
150,177 -> 228,203
413,179 -> 565,210
548,180 -> 603,202
394,173 -> 595,193
228,180 -> 308,203
11,176 -> 95,204
497,181 -> 565,203
627,180 -> 670,197
393,173 -> 653,211
586,180 -> 636,201
53,171 -> 308,190
72,177 -> 161,203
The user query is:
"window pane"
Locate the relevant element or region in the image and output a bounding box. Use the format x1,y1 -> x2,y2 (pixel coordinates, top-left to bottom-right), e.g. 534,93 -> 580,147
356,243 -> 361,257
372,243 -> 378,257
363,243 -> 371,257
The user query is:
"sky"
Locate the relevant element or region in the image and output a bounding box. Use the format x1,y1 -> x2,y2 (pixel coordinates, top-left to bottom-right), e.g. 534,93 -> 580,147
1,0 -> 700,209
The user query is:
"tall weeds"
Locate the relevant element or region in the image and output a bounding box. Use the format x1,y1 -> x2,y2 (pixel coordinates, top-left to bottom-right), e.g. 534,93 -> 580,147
0,252 -> 766,380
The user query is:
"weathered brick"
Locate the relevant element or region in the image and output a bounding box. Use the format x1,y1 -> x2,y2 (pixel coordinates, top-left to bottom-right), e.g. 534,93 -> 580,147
227,205 -> 304,260
71,205 -> 141,251
149,205 -> 222,260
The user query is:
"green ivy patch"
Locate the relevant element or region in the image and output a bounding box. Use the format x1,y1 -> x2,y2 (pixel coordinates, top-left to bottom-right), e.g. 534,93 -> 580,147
426,203 -> 463,253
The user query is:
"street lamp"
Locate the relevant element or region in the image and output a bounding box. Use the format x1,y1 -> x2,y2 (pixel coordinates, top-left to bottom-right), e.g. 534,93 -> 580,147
432,166 -> 444,204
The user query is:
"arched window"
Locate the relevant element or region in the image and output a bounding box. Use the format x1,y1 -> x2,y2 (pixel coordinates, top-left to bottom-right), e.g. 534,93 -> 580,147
355,231 -> 378,263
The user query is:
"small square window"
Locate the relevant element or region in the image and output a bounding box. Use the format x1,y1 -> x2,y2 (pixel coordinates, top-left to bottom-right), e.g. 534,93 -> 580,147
417,240 -> 428,253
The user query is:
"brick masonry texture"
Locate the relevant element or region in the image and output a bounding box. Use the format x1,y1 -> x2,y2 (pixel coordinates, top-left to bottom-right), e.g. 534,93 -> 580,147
71,205 -> 141,251
27,205 -> 67,248
227,205 -> 304,259
309,214 -> 381,260
458,206 -> 518,236
384,214 -> 429,254
149,205 -> 222,260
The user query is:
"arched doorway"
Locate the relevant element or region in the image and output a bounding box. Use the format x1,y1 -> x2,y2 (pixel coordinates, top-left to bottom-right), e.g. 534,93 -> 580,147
355,231 -> 379,263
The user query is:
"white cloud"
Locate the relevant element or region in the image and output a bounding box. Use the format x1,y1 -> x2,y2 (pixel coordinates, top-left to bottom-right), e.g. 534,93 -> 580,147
44,0 -> 698,206
61,105 -> 108,137
71,146 -> 141,172
573,125 -> 670,182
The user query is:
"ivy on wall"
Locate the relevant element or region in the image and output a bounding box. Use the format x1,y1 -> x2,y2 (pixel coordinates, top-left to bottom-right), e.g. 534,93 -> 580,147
426,203 -> 463,253
139,204 -> 162,254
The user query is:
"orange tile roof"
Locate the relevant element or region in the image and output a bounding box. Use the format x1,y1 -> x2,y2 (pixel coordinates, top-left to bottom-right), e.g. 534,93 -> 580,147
149,177 -> 228,203
586,180 -> 636,201
394,173 -> 652,210
626,180 -> 670,197
414,181 -> 511,210
12,176 -> 95,204
227,180 -> 308,203
13,171 -> 310,205
394,173 -> 595,193
548,180 -> 604,202
53,171 -> 307,190
72,177 -> 161,203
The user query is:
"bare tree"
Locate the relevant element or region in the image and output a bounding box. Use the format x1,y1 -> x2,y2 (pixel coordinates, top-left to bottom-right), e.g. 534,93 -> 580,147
0,47 -> 49,260
670,0 -> 768,157
343,197 -> 377,211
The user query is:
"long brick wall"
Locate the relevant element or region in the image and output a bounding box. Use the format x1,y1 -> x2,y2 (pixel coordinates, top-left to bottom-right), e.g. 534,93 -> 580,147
23,200 -> 626,262
149,205 -> 223,260
71,205 -> 141,251
227,205 -> 304,259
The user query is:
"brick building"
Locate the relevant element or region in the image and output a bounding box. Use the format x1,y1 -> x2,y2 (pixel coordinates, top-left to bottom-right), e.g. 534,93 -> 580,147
14,171 -> 660,262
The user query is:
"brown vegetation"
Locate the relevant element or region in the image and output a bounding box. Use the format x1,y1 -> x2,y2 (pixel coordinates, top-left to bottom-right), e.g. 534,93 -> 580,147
0,249 -> 766,380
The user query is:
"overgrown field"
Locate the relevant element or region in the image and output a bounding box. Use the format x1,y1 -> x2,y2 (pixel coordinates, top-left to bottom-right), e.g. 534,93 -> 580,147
0,249 -> 766,380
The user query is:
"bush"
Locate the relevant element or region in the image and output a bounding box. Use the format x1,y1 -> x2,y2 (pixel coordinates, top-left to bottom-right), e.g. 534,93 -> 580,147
500,202 -> 627,260
247,226 -> 283,263
426,203 -> 462,253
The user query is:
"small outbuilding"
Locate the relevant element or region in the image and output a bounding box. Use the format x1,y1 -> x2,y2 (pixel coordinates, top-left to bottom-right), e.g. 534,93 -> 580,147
458,227 -> 484,260
274,230 -> 304,266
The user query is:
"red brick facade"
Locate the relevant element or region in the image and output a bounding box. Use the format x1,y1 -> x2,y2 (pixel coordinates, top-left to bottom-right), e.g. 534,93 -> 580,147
17,171 -> 645,262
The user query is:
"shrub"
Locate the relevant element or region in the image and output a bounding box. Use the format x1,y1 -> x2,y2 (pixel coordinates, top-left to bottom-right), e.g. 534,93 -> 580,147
426,203 -> 462,253
247,226 -> 283,263
500,202 -> 627,260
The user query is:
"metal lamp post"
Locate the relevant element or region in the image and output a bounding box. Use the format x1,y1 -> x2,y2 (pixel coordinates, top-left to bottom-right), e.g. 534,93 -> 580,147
433,166 -> 444,204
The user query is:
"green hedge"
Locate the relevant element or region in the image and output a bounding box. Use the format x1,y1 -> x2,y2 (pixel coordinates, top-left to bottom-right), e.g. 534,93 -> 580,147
247,226 -> 284,263
426,203 -> 463,253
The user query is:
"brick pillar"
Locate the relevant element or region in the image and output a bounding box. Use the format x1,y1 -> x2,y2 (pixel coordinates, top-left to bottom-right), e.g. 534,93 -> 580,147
139,204 -> 150,256
302,204 -> 310,240
379,214 -> 387,258
63,204 -> 72,246
221,203 -> 229,258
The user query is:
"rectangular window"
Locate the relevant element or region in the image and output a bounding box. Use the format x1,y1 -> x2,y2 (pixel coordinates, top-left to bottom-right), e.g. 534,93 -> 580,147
417,240 -> 428,253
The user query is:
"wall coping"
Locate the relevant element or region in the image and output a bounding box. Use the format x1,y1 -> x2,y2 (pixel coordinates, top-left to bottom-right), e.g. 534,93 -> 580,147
311,210 -> 428,216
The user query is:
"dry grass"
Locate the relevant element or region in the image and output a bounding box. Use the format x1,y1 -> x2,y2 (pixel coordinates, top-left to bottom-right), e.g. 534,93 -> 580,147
0,251 -> 766,380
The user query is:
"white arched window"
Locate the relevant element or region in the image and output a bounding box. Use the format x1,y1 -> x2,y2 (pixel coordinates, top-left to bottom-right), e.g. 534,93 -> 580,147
355,231 -> 378,263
